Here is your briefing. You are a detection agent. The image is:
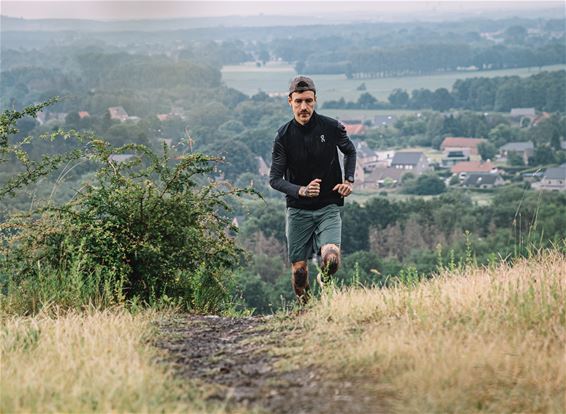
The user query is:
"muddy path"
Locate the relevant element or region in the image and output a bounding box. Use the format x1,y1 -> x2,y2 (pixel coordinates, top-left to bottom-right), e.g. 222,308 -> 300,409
156,315 -> 385,414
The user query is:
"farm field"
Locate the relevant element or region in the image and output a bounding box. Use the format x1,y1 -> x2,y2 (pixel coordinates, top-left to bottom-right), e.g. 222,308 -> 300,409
347,187 -> 495,207
222,63 -> 566,105
320,108 -> 420,121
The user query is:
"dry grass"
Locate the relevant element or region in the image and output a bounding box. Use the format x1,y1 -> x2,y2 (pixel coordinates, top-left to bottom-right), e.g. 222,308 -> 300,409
0,308 -> 217,413
298,252 -> 566,413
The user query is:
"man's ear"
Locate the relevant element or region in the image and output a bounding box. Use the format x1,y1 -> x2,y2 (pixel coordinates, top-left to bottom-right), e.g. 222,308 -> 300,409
288,95 -> 293,106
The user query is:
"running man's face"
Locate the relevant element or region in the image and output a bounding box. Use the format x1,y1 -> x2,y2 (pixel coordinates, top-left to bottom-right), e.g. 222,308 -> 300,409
288,90 -> 316,125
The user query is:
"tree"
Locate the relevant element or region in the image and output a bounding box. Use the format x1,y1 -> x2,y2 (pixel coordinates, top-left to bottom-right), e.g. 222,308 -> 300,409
494,78 -> 523,112
338,251 -> 384,287
208,140 -> 256,181
341,201 -> 370,253
106,123 -> 150,147
65,112 -> 81,128
403,174 -> 446,195
431,88 -> 454,112
488,124 -> 524,147
550,129 -> 561,151
529,115 -> 562,148
388,88 -> 409,107
477,142 -> 497,161
357,92 -> 378,109
258,50 -> 270,65
410,88 -> 433,109
232,270 -> 273,314
507,152 -> 525,166
503,25 -> 527,44
529,145 -> 556,166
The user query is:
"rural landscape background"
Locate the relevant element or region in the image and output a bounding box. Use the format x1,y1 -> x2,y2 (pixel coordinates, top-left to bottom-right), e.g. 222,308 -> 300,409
1,1 -> 565,413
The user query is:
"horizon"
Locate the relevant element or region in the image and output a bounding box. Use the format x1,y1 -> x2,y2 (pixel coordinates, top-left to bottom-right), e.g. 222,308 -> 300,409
1,1 -> 563,22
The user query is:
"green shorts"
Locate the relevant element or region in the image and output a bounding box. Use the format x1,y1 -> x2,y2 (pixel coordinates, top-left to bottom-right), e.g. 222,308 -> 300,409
285,204 -> 342,263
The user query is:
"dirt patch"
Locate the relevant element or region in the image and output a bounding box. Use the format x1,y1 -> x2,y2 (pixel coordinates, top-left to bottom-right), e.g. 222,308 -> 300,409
156,315 -> 386,414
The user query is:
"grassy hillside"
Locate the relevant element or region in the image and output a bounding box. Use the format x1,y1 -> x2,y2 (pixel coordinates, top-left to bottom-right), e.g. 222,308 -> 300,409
2,252 -> 563,413
296,251 -> 565,413
0,309 -> 213,413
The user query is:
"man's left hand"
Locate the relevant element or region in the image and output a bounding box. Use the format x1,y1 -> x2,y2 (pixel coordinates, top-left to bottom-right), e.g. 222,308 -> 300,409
332,181 -> 353,197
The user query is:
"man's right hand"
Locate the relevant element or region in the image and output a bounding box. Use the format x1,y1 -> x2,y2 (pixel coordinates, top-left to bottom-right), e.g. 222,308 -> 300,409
299,178 -> 321,198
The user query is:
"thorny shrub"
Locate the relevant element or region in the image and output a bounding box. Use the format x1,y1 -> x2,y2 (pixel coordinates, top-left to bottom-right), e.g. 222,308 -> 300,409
1,101 -> 250,314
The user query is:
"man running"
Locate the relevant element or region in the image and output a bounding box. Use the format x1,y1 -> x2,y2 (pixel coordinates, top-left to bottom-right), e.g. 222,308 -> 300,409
269,76 -> 357,303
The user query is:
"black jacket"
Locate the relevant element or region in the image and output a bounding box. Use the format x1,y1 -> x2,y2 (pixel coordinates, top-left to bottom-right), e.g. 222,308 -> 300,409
269,111 -> 357,210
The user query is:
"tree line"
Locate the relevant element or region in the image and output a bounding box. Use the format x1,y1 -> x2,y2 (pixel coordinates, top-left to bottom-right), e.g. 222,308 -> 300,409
323,70 -> 566,113
230,188 -> 566,312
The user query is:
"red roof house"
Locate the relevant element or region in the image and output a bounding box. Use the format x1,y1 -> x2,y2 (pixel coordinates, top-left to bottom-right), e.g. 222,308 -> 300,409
451,161 -> 497,175
344,124 -> 366,136
440,137 -> 486,155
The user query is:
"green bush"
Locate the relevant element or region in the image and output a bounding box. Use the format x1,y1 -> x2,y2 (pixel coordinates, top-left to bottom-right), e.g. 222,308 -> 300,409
1,102 -> 250,314
402,174 -> 446,195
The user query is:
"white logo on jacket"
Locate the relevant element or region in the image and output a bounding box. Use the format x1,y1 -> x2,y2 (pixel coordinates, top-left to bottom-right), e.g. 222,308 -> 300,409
320,135 -> 325,142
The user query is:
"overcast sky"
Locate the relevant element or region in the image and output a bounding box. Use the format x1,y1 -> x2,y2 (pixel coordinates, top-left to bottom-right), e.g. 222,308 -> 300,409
2,1 -> 561,21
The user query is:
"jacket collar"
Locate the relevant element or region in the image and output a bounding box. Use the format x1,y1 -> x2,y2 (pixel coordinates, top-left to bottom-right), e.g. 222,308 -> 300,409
292,111 -> 317,131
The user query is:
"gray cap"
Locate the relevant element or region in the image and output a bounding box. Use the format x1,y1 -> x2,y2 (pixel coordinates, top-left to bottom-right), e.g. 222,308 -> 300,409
288,76 -> 316,96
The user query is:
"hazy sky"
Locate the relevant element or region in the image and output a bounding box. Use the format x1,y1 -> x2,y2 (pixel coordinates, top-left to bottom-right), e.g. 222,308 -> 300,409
1,1 -> 560,21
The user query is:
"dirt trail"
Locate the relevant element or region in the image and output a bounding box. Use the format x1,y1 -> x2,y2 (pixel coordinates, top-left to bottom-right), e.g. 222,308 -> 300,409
156,315 -> 385,414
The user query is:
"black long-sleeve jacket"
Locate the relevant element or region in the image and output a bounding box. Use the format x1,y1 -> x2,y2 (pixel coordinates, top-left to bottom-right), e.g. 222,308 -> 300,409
269,111 -> 357,210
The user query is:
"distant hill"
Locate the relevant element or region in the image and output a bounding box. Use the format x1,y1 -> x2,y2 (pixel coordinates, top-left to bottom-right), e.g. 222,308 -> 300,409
0,15 -> 346,32
1,3 -> 564,32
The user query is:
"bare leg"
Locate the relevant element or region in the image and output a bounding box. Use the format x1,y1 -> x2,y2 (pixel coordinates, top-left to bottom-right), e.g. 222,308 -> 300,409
317,244 -> 341,288
291,261 -> 310,304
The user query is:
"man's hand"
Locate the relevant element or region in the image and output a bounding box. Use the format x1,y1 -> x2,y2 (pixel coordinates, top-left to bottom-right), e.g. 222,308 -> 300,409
332,181 -> 353,197
299,178 -> 322,198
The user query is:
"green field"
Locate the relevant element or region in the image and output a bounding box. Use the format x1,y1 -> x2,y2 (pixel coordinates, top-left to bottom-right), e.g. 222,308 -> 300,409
347,187 -> 494,207
320,108 -> 420,120
222,63 -> 566,106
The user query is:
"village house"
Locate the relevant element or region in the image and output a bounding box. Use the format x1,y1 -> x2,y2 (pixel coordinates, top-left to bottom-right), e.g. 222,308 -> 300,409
510,108 -> 536,118
441,150 -> 470,167
498,141 -> 534,164
108,106 -> 129,122
462,173 -> 505,189
352,140 -> 379,172
362,166 -> 405,189
390,152 -> 430,175
156,107 -> 186,122
451,160 -> 497,180
156,114 -> 170,122
170,107 -> 185,119
342,122 -> 367,137
440,137 -> 486,156
536,165 -> 566,191
373,114 -> 398,128
78,111 -> 90,119
509,107 -> 536,127
375,150 -> 395,167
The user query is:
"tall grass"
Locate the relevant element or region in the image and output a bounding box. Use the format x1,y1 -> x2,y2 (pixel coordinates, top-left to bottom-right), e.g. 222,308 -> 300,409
0,249 -> 125,315
298,251 -> 566,413
0,308 -> 215,413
